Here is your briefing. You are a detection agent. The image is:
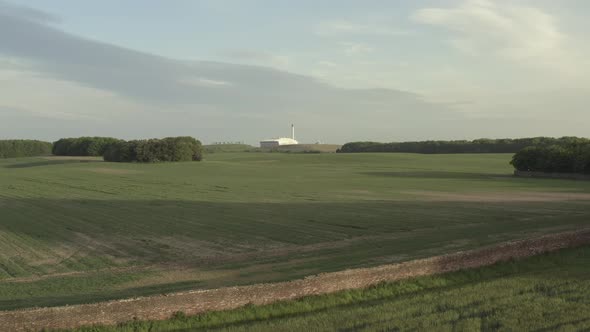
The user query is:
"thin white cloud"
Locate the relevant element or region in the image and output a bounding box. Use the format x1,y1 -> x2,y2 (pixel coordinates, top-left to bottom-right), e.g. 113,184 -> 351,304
339,42 -> 374,55
412,0 -> 587,77
218,49 -> 291,69
315,20 -> 407,37
0,67 -> 143,121
317,61 -> 337,67
180,77 -> 233,87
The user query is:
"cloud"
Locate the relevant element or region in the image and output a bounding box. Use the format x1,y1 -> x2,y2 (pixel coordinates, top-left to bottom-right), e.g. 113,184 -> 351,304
317,61 -> 337,67
315,20 -> 407,37
218,50 -> 291,69
338,42 -> 374,55
0,6 -> 327,108
412,0 -> 586,76
0,0 -> 59,24
180,77 -> 233,87
0,2 -> 465,143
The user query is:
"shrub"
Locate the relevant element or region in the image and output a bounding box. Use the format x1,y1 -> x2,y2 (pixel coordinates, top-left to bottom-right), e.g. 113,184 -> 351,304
52,137 -> 123,156
102,141 -> 133,162
0,140 -> 53,158
573,145 -> 590,174
511,142 -> 590,174
510,147 -> 543,172
103,137 -> 202,163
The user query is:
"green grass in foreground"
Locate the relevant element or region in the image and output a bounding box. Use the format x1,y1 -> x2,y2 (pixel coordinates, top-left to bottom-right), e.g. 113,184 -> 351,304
1,153 -> 590,309
64,245 -> 590,332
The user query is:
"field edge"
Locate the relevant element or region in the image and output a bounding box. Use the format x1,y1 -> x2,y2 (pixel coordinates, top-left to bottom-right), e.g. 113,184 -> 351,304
2,228 -> 590,332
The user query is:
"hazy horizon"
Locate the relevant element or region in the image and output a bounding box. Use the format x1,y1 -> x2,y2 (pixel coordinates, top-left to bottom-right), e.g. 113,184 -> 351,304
1,0 -> 589,145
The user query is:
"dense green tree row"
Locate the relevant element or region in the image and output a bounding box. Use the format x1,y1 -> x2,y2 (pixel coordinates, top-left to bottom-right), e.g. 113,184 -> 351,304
338,137 -> 590,154
103,137 -> 203,162
511,143 -> 590,174
52,137 -> 123,156
0,140 -> 53,158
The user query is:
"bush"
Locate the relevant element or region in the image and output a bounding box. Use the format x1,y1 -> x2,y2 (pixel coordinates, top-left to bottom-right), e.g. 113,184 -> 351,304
102,141 -> 133,162
0,140 -> 53,158
573,145 -> 590,174
511,142 -> 590,174
103,137 -> 203,163
52,137 -> 123,156
338,137 -> 590,154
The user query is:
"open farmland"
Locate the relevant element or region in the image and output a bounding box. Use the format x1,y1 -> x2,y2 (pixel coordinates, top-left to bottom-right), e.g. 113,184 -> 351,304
1,153 -> 590,311
274,144 -> 342,153
64,244 -> 590,332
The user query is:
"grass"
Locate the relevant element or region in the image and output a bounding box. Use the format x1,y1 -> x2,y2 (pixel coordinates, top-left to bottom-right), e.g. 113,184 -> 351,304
63,245 -> 590,331
274,144 -> 342,153
202,143 -> 342,153
203,144 -> 256,153
0,153 -> 590,310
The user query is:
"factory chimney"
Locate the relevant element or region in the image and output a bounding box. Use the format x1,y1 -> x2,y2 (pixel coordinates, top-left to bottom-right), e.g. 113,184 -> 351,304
291,124 -> 295,140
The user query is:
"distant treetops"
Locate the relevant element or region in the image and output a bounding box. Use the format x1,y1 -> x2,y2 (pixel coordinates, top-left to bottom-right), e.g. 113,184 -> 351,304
511,141 -> 590,175
52,137 -> 122,157
52,136 -> 203,162
0,140 -> 52,158
103,137 -> 203,162
337,137 -> 588,154
338,136 -> 590,175
2,136 -> 589,173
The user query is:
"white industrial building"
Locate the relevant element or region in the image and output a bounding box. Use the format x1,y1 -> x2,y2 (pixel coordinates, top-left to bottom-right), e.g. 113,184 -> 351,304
260,125 -> 299,148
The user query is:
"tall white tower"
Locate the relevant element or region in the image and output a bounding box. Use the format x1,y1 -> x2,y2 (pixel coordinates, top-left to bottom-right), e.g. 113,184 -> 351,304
291,124 -> 295,140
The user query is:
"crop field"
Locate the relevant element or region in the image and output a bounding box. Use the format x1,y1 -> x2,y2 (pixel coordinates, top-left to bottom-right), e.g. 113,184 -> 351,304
1,153 -> 590,311
274,144 -> 342,153
65,244 -> 590,332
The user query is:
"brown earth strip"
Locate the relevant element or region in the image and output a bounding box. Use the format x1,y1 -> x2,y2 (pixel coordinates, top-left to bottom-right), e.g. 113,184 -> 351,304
1,229 -> 589,332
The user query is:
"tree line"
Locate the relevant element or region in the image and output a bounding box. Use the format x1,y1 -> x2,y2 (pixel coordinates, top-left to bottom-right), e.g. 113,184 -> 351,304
103,137 -> 203,162
0,140 -> 53,158
51,136 -> 203,162
511,143 -> 590,174
52,137 -> 123,156
337,137 -> 590,154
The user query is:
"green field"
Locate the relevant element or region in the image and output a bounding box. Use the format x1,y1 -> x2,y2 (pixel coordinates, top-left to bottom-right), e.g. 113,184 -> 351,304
274,144 -> 342,153
202,143 -> 342,153
65,245 -> 590,331
203,144 -> 256,153
1,153 -> 590,310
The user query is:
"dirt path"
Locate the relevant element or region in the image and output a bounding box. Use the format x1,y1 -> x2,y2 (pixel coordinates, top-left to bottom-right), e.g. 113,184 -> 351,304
1,228 -> 589,331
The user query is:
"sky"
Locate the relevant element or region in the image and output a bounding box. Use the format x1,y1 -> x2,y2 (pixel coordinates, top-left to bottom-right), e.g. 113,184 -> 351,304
1,0 -> 588,144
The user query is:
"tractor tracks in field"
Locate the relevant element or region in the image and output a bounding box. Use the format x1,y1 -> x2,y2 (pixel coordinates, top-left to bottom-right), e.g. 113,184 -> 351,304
1,228 -> 590,331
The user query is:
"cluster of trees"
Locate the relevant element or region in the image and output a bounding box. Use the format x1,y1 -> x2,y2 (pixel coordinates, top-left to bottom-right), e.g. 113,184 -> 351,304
338,137 -> 590,154
0,140 -> 53,158
511,143 -> 590,174
52,137 -> 123,156
103,137 -> 203,162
